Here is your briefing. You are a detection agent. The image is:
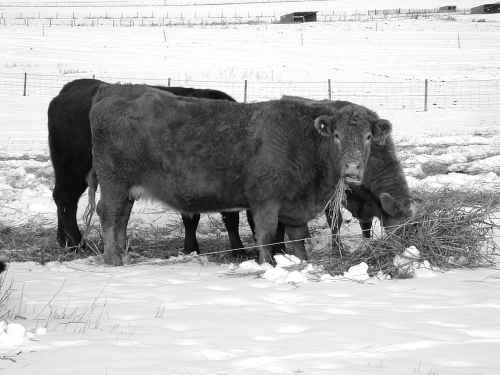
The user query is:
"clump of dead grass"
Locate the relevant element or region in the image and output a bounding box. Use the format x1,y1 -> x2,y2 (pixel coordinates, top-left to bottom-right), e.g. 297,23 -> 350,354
319,189 -> 499,278
0,218 -> 97,263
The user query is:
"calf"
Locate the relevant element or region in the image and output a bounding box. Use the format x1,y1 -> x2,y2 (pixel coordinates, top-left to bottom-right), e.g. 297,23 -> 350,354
325,124 -> 413,238
48,78 -> 245,253
89,84 -> 391,265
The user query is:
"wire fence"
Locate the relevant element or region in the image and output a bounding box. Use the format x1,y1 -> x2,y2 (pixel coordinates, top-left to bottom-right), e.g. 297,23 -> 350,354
1,71 -> 499,111
0,7 -> 472,27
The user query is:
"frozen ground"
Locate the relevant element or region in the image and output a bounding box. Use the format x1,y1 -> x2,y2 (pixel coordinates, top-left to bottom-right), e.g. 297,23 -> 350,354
0,11 -> 499,374
1,256 -> 500,374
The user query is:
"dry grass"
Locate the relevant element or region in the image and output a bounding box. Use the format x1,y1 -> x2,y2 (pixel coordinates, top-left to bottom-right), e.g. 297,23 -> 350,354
317,189 -> 500,278
0,271 -> 15,321
0,189 -> 498,279
0,217 -> 257,264
0,219 -> 95,263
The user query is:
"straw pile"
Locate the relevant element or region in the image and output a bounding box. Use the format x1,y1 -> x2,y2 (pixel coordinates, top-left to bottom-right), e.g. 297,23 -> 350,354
319,189 -> 499,278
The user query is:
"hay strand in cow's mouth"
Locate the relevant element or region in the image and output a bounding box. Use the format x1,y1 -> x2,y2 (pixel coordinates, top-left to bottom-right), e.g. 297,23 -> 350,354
324,178 -> 347,257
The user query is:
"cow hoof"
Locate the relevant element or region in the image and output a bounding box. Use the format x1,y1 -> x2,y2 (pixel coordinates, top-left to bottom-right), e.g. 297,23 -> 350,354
122,254 -> 131,265
103,252 -> 124,266
57,232 -> 81,249
258,249 -> 276,266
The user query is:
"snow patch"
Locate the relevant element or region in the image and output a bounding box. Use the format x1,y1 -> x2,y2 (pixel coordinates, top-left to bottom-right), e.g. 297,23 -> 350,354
393,246 -> 437,278
342,262 -> 370,282
0,322 -> 26,348
230,254 -> 331,284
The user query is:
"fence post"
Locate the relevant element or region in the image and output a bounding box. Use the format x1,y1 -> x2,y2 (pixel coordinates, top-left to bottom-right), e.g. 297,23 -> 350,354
92,74 -> 95,79
23,72 -> 27,96
424,79 -> 428,112
167,78 -> 171,87
243,80 -> 248,103
328,79 -> 332,100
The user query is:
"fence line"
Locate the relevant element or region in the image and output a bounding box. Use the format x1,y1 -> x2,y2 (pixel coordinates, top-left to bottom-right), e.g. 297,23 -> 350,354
1,72 -> 499,111
0,7 -> 471,27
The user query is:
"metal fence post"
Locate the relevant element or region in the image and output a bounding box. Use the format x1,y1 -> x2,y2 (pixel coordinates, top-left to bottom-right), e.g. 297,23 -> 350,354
424,79 -> 428,111
23,72 -> 27,96
244,80 -> 248,103
328,79 -> 332,100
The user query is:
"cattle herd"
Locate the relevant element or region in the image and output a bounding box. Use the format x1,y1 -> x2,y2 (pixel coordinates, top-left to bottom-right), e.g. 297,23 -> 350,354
48,79 -> 413,266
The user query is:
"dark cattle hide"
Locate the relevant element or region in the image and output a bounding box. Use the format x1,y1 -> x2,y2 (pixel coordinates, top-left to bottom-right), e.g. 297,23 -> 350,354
90,84 -> 391,265
48,78 -> 245,253
282,95 -> 412,238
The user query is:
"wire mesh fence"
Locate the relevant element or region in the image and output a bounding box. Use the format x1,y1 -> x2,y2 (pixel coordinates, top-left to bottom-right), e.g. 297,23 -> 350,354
0,6 -> 471,27
1,71 -> 499,111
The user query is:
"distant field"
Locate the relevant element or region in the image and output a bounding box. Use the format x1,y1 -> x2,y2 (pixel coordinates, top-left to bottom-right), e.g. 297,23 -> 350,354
0,17 -> 499,113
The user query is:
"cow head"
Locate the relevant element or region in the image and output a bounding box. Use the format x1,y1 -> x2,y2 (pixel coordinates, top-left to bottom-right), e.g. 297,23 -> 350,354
379,193 -> 417,231
314,105 -> 392,184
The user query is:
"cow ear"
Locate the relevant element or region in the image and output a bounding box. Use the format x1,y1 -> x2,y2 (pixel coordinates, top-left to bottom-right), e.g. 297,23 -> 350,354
372,119 -> 392,145
314,116 -> 335,137
379,192 -> 398,217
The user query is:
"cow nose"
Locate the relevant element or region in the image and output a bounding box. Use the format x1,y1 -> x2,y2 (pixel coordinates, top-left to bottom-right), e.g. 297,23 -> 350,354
344,162 -> 362,183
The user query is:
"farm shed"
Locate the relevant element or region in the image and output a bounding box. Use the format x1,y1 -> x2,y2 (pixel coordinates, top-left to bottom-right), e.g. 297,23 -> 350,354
471,2 -> 500,13
279,11 -> 317,23
439,5 -> 457,12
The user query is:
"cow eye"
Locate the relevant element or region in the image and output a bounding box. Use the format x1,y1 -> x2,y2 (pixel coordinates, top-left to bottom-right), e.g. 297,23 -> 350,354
366,134 -> 372,141
334,132 -> 341,141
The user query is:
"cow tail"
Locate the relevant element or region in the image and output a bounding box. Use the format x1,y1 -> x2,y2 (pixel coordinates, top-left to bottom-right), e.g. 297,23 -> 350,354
82,169 -> 98,245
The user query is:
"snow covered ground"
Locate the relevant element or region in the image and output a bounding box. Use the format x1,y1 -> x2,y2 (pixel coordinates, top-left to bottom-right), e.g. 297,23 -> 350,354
1,257 -> 500,374
0,10 -> 499,374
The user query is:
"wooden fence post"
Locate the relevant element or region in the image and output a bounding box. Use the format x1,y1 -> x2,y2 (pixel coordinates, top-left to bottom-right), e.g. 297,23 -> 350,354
424,79 -> 428,111
328,79 -> 332,100
167,78 -> 171,87
244,80 -> 248,103
23,72 -> 27,96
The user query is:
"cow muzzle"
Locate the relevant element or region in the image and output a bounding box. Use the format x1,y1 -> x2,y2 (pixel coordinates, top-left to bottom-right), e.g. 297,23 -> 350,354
343,162 -> 363,184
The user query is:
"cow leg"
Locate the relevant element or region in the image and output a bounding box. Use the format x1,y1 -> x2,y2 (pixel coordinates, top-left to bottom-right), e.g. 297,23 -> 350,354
53,177 -> 88,248
181,213 -> 200,254
284,224 -> 310,261
246,210 -> 256,241
272,222 -> 286,255
97,184 -> 130,266
251,203 -> 280,266
221,212 -> 244,250
115,199 -> 134,263
360,219 -> 372,238
247,210 -> 284,254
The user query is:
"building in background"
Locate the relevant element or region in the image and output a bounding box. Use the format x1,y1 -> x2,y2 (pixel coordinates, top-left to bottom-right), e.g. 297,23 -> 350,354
471,2 -> 500,13
279,11 -> 317,23
439,5 -> 457,12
